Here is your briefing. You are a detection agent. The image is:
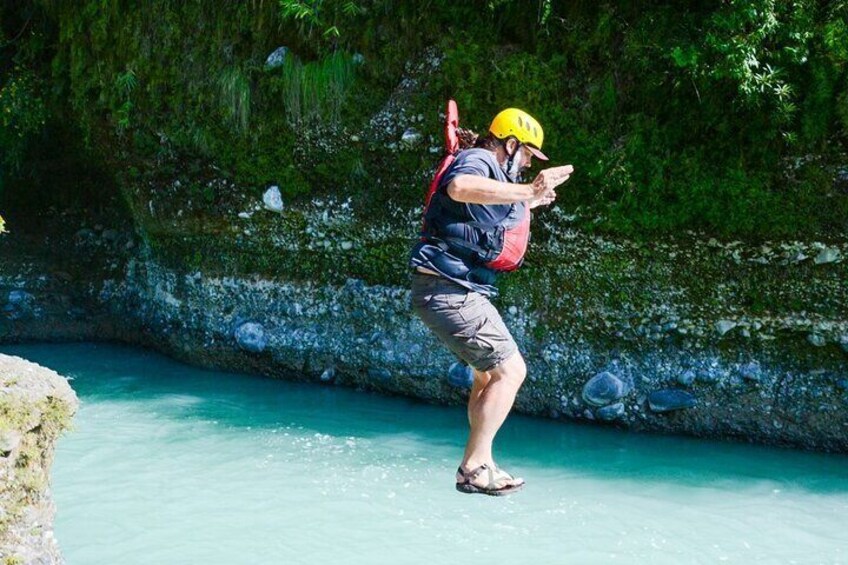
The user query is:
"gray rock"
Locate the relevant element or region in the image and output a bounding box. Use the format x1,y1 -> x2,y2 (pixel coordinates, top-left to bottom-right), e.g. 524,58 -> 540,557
648,389 -> 697,413
401,127 -> 422,144
234,322 -> 267,353
807,333 -> 826,347
833,166 -> 848,193
320,367 -> 335,382
367,367 -> 392,380
715,320 -> 737,336
74,228 -> 95,240
814,247 -> 840,265
582,371 -> 627,407
4,290 -> 35,320
8,290 -> 34,307
286,302 -> 303,317
447,361 -> 473,388
0,430 -> 22,453
262,186 -> 284,213
265,46 -> 288,69
839,335 -> 848,353
677,369 -> 697,386
740,361 -> 762,381
582,408 -> 595,420
596,402 -> 625,421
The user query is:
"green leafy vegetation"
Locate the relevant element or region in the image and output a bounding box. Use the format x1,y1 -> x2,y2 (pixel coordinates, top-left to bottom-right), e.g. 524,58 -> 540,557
1,0 -> 846,241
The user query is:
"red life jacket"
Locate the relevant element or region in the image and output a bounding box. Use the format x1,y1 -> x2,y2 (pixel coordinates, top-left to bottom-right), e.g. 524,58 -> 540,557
420,100 -> 530,273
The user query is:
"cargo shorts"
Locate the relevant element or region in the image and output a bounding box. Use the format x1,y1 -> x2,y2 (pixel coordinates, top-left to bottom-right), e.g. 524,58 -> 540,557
410,271 -> 518,372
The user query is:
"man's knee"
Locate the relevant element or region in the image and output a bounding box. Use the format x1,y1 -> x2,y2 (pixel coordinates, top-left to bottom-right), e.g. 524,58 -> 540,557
489,351 -> 526,386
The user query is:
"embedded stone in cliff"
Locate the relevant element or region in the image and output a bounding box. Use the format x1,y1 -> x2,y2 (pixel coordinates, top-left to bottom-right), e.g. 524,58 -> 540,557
447,362 -> 473,388
582,371 -> 627,407
320,367 -> 336,382
807,333 -> 826,347
74,228 -> 95,241
715,320 -> 737,337
367,367 -> 392,380
740,361 -> 762,382
648,389 -> 697,413
677,369 -> 696,386
596,402 -> 625,421
833,166 -> 848,193
234,322 -> 267,353
3,290 -> 35,320
8,290 -> 34,307
401,127 -> 422,145
814,247 -> 841,265
264,46 -> 288,69
262,186 -> 284,213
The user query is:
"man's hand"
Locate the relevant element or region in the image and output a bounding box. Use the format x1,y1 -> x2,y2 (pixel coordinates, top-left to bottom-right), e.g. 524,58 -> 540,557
529,191 -> 556,209
529,165 -> 573,208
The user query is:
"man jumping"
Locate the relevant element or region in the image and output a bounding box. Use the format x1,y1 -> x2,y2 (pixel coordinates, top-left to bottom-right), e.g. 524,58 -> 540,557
409,108 -> 573,496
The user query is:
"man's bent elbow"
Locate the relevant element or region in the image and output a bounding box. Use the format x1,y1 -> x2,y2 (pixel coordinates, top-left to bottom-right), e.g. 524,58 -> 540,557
446,179 -> 466,202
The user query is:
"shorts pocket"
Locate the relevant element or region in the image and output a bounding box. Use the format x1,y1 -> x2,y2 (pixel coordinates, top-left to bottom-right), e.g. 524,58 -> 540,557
432,292 -> 470,312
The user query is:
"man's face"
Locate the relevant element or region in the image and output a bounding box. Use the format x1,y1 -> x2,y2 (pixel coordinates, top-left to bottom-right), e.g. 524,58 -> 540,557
505,138 -> 533,172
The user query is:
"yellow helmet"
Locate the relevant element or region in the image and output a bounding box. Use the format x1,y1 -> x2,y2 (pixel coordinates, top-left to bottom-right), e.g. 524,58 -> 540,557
488,108 -> 548,160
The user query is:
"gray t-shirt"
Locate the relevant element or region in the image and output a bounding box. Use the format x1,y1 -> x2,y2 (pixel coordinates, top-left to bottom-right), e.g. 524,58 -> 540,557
409,148 -> 517,298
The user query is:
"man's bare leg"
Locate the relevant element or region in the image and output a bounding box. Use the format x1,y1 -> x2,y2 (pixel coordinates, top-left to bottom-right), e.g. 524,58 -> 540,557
468,368 -> 491,426
458,351 -> 526,486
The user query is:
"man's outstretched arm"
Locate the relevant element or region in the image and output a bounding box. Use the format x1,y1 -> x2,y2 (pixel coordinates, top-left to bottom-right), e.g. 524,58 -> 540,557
447,165 -> 573,206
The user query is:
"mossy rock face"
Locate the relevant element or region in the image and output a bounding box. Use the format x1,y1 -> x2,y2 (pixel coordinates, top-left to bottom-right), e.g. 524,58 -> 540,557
0,354 -> 78,565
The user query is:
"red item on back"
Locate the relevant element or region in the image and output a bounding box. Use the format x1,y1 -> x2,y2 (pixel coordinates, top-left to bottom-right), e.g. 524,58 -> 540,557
421,100 -> 459,234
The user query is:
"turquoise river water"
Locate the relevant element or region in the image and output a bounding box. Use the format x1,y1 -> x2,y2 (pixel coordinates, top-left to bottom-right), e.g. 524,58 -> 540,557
3,342 -> 847,564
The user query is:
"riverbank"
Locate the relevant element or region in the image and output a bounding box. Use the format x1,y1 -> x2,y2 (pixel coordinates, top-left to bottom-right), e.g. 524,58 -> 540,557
1,203 -> 846,452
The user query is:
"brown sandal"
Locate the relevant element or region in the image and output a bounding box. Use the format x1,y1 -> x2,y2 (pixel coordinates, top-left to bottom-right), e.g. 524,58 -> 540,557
455,464 -> 525,496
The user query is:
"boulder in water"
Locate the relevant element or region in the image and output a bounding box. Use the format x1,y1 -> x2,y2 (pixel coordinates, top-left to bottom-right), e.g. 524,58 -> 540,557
582,371 -> 627,407
447,362 -> 473,388
648,389 -> 697,413
234,322 -> 267,353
